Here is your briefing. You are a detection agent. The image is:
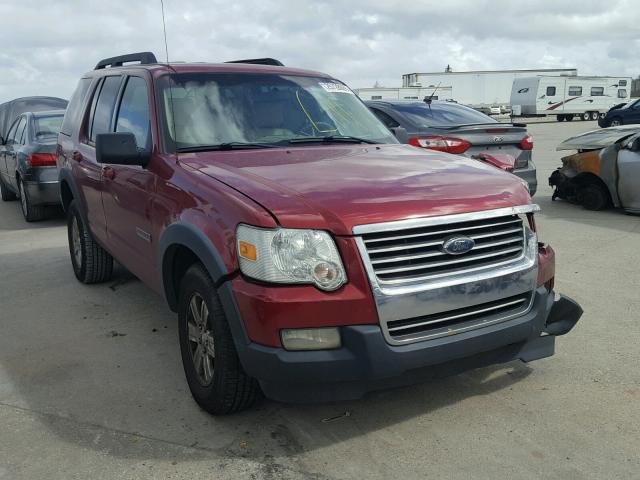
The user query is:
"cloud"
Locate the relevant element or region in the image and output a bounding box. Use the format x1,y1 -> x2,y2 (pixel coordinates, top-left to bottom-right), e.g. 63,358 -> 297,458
0,0 -> 638,103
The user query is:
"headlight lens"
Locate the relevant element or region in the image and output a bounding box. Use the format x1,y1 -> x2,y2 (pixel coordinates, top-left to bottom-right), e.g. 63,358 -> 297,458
236,225 -> 346,291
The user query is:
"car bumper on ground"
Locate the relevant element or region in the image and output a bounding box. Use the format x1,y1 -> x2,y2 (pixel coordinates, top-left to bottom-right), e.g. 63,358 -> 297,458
235,287 -> 582,403
513,160 -> 538,196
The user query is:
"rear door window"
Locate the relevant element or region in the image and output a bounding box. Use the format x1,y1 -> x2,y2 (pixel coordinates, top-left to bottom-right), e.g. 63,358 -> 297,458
115,76 -> 150,148
34,115 -> 64,141
89,76 -> 123,144
14,117 -> 27,145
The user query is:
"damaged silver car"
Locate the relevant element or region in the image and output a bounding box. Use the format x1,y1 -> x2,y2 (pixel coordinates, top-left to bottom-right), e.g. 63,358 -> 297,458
549,126 -> 640,213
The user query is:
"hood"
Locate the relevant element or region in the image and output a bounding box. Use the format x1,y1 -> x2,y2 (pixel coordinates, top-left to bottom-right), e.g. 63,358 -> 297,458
557,126 -> 640,151
180,144 -> 531,235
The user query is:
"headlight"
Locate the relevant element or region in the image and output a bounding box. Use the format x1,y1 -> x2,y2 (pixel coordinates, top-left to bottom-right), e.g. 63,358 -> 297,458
236,224 -> 346,291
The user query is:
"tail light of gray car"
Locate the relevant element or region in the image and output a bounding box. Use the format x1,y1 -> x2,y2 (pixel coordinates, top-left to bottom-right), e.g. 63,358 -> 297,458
28,153 -> 57,167
519,134 -> 533,151
408,136 -> 471,154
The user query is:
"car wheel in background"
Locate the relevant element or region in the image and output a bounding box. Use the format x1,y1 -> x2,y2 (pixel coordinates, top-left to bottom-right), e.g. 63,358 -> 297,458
19,179 -> 45,222
609,117 -> 622,127
67,200 -> 114,283
578,184 -> 609,211
557,115 -> 566,122
0,177 -> 17,201
178,263 -> 261,415
581,112 -> 591,121
565,114 -> 574,121
591,112 -> 599,121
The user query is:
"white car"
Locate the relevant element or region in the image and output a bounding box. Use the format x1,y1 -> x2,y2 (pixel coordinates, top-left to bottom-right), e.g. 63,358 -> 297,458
490,106 -> 501,115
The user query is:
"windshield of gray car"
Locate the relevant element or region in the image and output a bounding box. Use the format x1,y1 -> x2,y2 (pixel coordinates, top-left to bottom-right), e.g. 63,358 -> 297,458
390,102 -> 498,128
33,114 -> 63,141
158,73 -> 397,150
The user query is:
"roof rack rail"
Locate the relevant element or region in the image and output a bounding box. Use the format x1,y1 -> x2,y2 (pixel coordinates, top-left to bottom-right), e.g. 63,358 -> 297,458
225,58 -> 284,67
94,52 -> 158,70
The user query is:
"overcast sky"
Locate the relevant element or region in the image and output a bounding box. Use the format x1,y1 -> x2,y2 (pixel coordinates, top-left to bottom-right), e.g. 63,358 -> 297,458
1,0 -> 638,103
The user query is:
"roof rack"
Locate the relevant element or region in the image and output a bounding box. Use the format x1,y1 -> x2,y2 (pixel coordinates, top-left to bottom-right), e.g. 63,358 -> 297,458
94,52 -> 158,70
225,58 -> 284,67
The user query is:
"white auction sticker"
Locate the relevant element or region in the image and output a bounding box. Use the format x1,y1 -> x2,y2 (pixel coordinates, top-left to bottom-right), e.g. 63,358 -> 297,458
319,82 -> 354,94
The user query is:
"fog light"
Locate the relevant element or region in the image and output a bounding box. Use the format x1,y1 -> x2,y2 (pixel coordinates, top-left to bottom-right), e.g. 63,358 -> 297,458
280,328 -> 341,351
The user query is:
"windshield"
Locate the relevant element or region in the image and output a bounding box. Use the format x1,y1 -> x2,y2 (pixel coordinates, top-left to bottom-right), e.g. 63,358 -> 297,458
33,114 -> 63,141
391,102 -> 497,128
159,73 -> 396,150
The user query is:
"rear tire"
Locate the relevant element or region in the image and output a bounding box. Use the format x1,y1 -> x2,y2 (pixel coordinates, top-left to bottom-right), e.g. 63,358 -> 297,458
557,115 -> 566,122
565,114 -> 574,121
590,111 -> 599,121
581,112 -> 591,121
19,179 -> 45,222
67,200 -> 113,283
578,184 -> 609,211
178,263 -> 260,415
0,177 -> 17,201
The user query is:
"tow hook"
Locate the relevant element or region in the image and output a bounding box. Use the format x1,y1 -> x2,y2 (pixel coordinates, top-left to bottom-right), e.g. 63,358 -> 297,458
544,295 -> 583,336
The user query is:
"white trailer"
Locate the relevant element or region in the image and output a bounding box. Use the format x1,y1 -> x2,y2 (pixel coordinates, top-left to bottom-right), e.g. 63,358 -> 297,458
355,86 -> 453,102
401,68 -> 577,107
510,76 -> 632,121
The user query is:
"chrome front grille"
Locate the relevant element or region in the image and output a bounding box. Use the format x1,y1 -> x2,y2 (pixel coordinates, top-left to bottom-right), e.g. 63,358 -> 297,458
386,293 -> 533,342
361,214 -> 525,284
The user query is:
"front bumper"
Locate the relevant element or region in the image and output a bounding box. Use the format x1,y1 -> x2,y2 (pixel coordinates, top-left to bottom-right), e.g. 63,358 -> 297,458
513,160 -> 538,196
237,287 -> 582,403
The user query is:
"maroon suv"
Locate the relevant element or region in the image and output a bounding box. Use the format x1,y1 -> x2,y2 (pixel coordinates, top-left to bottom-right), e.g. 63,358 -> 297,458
56,52 -> 582,414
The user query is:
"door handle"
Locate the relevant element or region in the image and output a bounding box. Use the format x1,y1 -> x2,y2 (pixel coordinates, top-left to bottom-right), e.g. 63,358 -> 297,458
72,151 -> 83,162
102,166 -> 116,180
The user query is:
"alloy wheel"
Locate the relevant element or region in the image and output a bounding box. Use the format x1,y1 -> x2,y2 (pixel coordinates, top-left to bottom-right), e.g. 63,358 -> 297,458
187,293 -> 215,386
71,216 -> 83,267
19,182 -> 28,216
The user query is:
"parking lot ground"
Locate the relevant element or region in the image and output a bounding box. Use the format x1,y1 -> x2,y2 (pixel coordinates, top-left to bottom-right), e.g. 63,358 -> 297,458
1,120 -> 639,480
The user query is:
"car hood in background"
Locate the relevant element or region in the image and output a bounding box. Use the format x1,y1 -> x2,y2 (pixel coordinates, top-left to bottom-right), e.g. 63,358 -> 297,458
557,125 -> 640,151
180,144 -> 531,235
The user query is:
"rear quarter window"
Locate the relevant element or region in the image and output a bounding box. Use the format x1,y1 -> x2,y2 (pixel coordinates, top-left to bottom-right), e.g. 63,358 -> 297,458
60,78 -> 92,136
34,115 -> 64,142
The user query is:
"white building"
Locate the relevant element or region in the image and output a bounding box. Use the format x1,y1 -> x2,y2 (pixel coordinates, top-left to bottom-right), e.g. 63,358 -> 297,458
401,68 -> 578,106
354,86 -> 453,102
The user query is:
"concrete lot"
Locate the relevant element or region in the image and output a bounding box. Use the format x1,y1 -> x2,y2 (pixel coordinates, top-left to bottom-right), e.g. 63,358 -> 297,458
1,120 -> 639,479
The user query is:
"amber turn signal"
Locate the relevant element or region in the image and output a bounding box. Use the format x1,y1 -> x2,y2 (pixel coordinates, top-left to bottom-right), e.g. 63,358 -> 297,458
238,241 -> 257,261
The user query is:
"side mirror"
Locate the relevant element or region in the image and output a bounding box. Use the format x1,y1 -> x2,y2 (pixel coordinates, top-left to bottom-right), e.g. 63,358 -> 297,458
96,132 -> 149,167
390,126 -> 408,144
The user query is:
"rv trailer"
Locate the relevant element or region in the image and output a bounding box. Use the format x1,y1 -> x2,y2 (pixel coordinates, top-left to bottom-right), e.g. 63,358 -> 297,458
510,76 -> 631,121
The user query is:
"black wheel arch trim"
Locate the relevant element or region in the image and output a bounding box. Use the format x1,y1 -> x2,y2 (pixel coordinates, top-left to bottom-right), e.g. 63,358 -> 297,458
159,221 -> 250,348
57,169 -> 86,221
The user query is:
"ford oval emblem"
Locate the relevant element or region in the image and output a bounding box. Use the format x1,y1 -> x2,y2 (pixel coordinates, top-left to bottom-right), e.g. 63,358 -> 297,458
442,236 -> 475,255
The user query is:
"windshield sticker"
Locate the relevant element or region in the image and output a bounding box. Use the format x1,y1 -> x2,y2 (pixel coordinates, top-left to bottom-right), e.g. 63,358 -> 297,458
319,82 -> 354,94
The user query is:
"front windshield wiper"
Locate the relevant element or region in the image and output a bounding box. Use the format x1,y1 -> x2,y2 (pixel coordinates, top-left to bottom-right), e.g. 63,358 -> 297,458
176,142 -> 277,152
287,135 -> 379,145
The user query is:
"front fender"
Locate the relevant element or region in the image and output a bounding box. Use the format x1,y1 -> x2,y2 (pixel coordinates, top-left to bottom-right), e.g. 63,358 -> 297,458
158,221 -> 249,346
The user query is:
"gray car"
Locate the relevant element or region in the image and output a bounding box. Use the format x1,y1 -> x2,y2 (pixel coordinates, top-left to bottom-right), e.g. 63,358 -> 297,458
366,100 -> 538,195
0,110 -> 65,221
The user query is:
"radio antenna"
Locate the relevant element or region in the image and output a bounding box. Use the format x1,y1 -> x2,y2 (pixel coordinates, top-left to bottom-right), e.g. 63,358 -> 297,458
160,0 -> 170,64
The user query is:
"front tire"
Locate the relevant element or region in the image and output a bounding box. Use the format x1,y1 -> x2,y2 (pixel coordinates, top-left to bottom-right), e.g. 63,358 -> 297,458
178,264 -> 260,415
565,114 -> 574,121
609,117 -> 622,127
19,179 -> 45,222
579,184 -> 609,211
557,115 -> 566,122
67,201 -> 114,283
581,112 -> 591,121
